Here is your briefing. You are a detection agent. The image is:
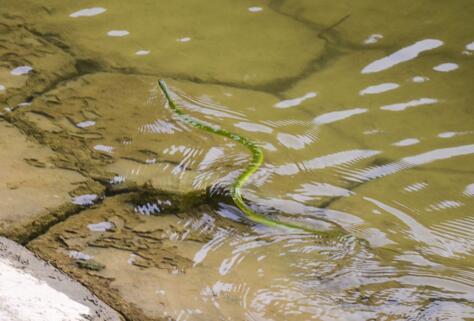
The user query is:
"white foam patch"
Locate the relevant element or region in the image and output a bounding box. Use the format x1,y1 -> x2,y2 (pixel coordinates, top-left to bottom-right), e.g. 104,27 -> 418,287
234,122 -> 272,133
362,39 -> 443,73
135,50 -> 150,56
313,108 -> 367,125
466,41 -> 474,51
70,7 -> 106,18
248,6 -> 263,12
11,66 -> 33,76
76,120 -> 95,128
359,83 -> 399,95
412,76 -> 429,83
433,63 -> 459,72
107,30 -> 129,37
393,138 -> 420,146
364,33 -> 383,44
177,37 -> 191,42
380,98 -> 438,111
0,84 -> 5,91
0,259 -> 90,321
274,92 -> 317,108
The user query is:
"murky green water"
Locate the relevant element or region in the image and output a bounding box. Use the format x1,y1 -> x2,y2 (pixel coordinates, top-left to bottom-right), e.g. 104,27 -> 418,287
2,0 -> 474,320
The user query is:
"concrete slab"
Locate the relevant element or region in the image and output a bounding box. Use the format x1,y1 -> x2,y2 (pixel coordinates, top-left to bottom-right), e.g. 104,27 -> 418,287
7,0 -> 326,87
0,13 -> 76,107
0,236 -> 124,321
0,120 -> 101,242
29,194 -> 248,321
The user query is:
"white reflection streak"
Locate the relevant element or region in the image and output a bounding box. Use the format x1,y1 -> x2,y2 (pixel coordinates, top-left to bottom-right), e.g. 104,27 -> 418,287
274,149 -> 379,176
362,39 -> 443,73
107,30 -> 129,37
433,63 -> 459,72
193,229 -> 229,266
11,66 -> 33,76
404,182 -> 428,192
313,108 -> 367,125
360,83 -> 399,95
295,182 -> 353,197
274,92 -> 317,108
174,90 -> 246,120
234,122 -> 273,133
140,119 -> 182,134
69,7 -> 106,17
302,149 -> 379,171
198,147 -> 225,170
393,138 -> 420,147
345,144 -> 474,182
464,183 -> 474,197
277,133 -> 313,150
364,33 -> 383,44
380,98 -> 438,111
364,197 -> 441,248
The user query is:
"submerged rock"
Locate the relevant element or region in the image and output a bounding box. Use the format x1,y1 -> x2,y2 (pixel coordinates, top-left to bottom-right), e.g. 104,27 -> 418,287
9,0 -> 326,87
0,121 -> 102,242
0,13 -> 76,107
29,194 -> 247,321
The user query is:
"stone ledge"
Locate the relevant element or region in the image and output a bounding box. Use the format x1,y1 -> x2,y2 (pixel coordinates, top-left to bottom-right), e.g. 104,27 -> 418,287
0,236 -> 124,321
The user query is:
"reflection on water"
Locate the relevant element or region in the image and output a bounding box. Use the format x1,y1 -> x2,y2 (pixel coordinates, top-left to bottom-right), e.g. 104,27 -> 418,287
361,39 -> 444,74
2,0 -> 474,319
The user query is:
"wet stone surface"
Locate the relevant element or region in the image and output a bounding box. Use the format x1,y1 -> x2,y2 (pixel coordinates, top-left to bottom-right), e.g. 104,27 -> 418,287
7,0 -> 328,88
0,13 -> 77,107
28,194 -> 248,321
4,72 -> 238,195
0,120 -> 102,242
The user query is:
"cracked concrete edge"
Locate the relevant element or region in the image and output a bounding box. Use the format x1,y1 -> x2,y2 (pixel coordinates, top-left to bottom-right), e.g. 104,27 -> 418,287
0,236 -> 126,321
0,178 -> 106,245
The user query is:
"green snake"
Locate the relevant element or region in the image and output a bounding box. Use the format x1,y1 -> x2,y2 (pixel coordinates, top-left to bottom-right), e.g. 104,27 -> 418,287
159,80 -> 341,235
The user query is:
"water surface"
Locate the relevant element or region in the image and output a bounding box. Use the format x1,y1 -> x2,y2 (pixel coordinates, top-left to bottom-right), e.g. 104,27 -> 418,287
2,0 -> 474,320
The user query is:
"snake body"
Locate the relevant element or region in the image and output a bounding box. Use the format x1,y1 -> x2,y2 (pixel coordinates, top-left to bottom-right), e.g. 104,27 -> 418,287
159,80 -> 337,234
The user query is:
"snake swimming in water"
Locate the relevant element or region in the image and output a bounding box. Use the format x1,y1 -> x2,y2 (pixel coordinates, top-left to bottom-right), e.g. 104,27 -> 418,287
159,79 -> 341,235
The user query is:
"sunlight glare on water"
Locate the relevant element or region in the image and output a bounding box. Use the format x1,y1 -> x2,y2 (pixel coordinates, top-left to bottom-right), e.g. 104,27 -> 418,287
2,0 -> 474,320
